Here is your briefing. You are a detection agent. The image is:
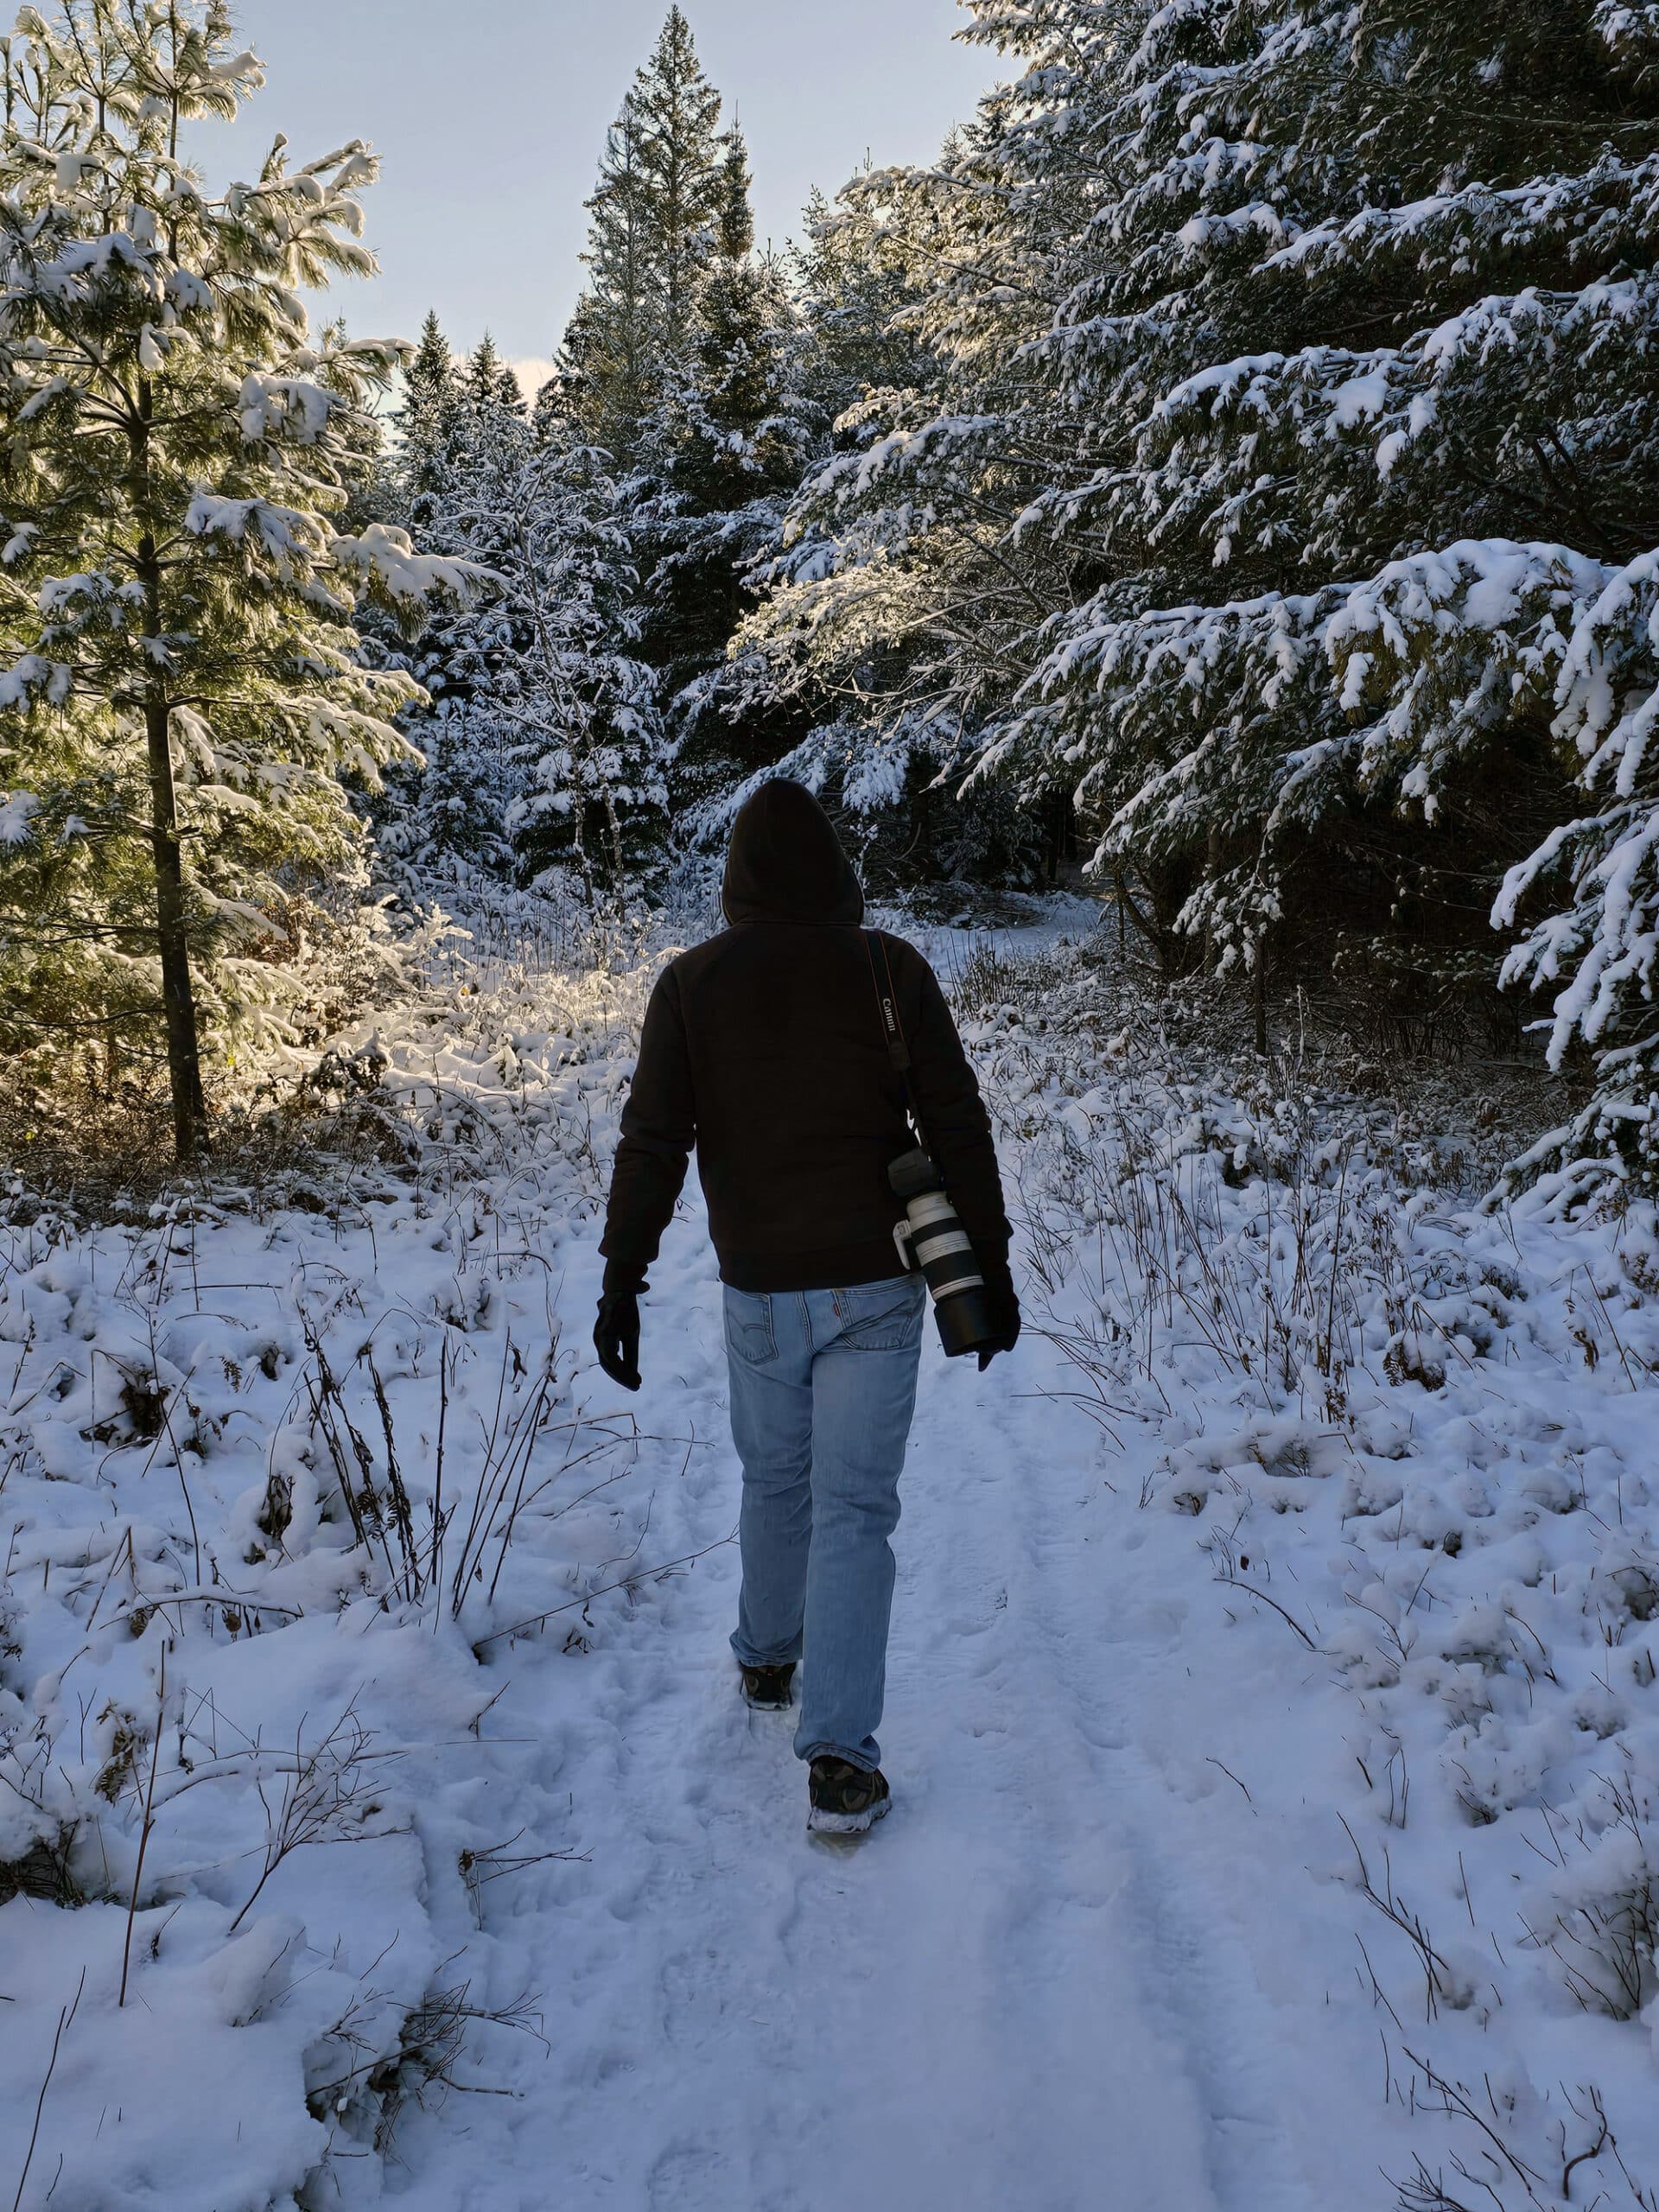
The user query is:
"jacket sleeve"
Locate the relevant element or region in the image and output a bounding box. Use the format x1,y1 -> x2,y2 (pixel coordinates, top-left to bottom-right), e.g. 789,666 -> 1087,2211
901,944 -> 1012,1262
599,965 -> 695,1288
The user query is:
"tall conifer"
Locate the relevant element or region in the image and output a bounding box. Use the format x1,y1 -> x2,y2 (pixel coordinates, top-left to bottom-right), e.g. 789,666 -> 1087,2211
397,310 -> 458,531
631,7 -> 726,369
0,0 -> 480,1159
740,0 -> 1659,1185
557,12 -> 727,468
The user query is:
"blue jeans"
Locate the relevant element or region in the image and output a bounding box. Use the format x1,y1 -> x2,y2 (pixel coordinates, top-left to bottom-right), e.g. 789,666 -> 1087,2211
725,1274 -> 927,1772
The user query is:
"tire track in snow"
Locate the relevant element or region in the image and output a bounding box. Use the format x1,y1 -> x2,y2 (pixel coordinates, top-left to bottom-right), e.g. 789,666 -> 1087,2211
961,1376 -> 1324,2212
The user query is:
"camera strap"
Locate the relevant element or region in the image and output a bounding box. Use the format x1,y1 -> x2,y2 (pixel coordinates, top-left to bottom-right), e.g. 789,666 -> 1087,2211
863,930 -> 926,1152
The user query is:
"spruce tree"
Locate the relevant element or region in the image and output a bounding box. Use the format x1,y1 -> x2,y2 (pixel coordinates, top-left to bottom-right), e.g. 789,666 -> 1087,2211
557,12 -> 727,469
379,339 -> 535,887
630,7 -> 726,369
0,0 -> 480,1160
381,346 -> 666,902
551,15 -> 807,804
503,434 -> 667,900
398,310 -> 458,531
741,0 -> 1659,1179
715,172 -> 1015,874
460,330 -> 524,422
734,104 -> 1074,883
976,0 -> 1659,1169
667,128 -> 798,509
650,122 -> 809,757
790,182 -> 934,430
558,100 -> 655,461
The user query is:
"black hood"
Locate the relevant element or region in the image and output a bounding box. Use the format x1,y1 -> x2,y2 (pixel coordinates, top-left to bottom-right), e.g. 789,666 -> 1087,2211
721,779 -> 865,927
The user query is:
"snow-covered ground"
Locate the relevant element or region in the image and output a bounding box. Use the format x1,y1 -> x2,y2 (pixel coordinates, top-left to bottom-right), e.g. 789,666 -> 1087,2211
4,914 -> 1659,2211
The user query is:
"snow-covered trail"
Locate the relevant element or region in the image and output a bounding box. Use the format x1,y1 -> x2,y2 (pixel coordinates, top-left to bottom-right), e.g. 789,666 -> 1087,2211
12,938 -> 1659,2212
386,1201 -> 1325,2212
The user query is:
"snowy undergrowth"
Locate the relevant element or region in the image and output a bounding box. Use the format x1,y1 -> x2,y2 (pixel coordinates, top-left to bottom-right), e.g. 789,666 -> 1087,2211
965,936 -> 1659,2210
8,914 -> 1659,2209
0,943 -> 683,2211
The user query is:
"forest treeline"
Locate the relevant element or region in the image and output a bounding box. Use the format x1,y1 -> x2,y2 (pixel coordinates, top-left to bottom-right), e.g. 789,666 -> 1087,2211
3,0 -> 1658,1198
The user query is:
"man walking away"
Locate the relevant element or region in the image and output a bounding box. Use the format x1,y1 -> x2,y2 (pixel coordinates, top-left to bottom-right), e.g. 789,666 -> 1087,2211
594,780 -> 1018,1834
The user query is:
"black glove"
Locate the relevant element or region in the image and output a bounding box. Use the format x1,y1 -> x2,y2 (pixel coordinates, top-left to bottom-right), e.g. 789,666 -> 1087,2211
977,1255 -> 1021,1372
594,1262 -> 645,1391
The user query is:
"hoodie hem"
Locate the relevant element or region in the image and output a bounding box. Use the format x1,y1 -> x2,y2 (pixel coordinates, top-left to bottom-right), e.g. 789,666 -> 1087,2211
715,1238 -> 912,1294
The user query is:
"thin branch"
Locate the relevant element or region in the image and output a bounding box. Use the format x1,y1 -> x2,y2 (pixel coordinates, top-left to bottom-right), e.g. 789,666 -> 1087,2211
9,1968 -> 84,2212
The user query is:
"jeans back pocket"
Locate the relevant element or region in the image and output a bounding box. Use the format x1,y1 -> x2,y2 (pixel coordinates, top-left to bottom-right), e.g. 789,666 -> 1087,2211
724,1289 -> 778,1364
833,1276 -> 926,1351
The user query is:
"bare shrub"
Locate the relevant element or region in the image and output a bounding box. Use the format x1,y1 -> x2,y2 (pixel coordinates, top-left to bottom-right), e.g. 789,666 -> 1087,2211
304,1974 -> 545,2158
232,1703 -> 401,1934
1392,2056 -> 1657,2211
1533,1766 -> 1659,2022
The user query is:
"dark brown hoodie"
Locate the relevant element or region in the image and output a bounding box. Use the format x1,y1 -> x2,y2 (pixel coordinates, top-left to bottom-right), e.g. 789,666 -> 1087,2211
600,779 -> 1010,1294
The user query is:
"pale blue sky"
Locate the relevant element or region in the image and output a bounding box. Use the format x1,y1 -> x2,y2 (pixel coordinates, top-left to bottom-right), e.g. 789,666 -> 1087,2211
204,1 -> 1003,387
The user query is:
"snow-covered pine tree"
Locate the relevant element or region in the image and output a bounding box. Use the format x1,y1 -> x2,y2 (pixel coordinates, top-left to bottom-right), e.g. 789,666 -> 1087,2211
720,179 -> 1013,886
971,0 -> 1659,1169
374,334 -> 532,889
732,88 -> 1087,887
501,431 -> 666,900
353,308 -> 463,890
691,168 -> 1035,884
557,100 -> 653,463
379,336 -> 664,904
741,0 -> 1659,1174
663,127 -> 796,513
952,0 -> 1647,1007
551,17 -> 808,807
398,309 -> 459,531
789,181 -> 935,434
0,0 -> 479,1160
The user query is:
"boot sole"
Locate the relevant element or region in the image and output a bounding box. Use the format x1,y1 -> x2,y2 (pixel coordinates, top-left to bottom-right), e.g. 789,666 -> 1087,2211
806,1792 -> 892,1836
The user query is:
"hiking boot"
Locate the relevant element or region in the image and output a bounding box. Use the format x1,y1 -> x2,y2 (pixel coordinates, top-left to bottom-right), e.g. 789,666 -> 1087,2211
807,1756 -> 892,1834
740,1661 -> 796,1711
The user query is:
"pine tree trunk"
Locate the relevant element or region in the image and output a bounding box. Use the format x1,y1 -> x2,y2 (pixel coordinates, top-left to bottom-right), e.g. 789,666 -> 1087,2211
143,691 -> 208,1160
1253,938 -> 1268,1058
135,485 -> 208,1162
600,776 -> 626,892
